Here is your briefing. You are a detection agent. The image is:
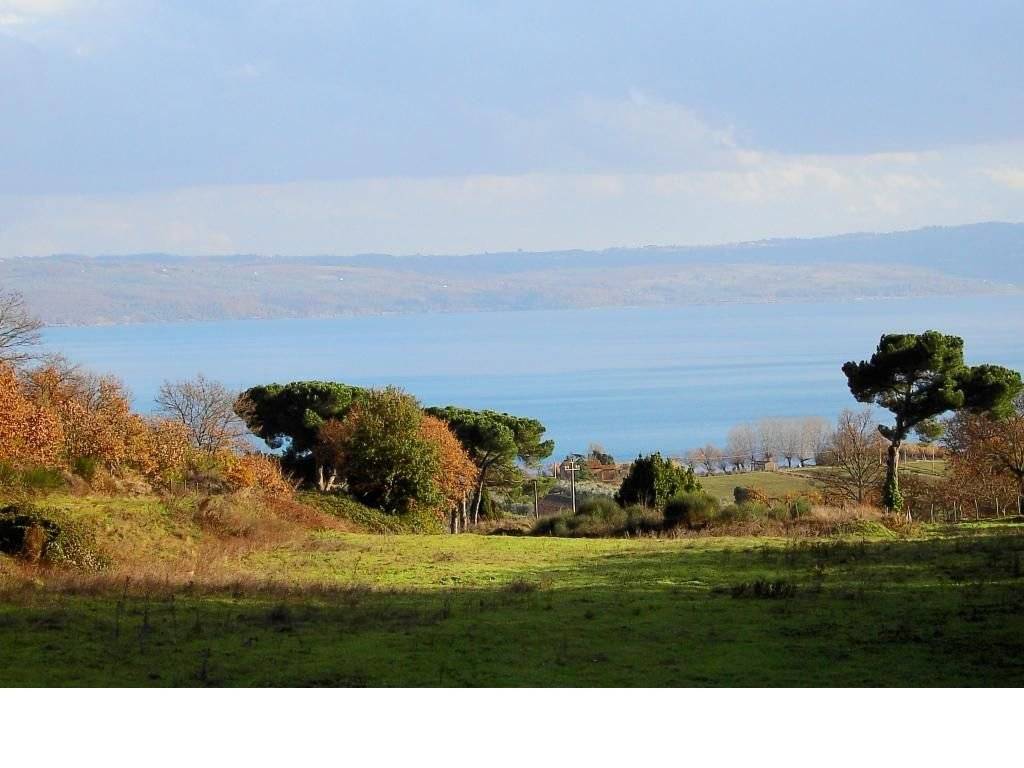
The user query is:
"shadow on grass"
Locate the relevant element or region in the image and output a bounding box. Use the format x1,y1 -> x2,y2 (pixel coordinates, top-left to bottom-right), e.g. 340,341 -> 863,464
2,531 -> 1024,686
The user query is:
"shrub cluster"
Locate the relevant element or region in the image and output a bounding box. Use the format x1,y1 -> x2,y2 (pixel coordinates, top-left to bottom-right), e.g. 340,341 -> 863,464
0,360 -> 301,502
0,503 -> 107,569
533,487 -> 821,538
532,496 -> 662,538
664,492 -> 720,529
305,491 -> 446,534
0,360 -> 192,489
224,453 -> 294,497
615,452 -> 700,507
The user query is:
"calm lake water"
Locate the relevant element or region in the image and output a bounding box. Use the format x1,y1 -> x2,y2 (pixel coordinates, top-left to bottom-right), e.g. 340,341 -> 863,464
42,296 -> 1024,460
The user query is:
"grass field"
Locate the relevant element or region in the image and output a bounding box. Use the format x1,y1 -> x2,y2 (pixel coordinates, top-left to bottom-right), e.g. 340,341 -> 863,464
699,469 -> 817,502
698,461 -> 949,504
2,491 -> 1023,686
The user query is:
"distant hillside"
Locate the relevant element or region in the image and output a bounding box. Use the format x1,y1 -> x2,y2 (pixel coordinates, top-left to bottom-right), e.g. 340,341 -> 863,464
2,222 -> 1022,325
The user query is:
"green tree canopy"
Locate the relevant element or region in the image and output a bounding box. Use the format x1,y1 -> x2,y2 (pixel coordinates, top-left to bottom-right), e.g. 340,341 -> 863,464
235,380 -> 365,455
424,406 -> 554,522
336,388 -> 441,516
842,331 -> 1022,511
615,452 -> 701,508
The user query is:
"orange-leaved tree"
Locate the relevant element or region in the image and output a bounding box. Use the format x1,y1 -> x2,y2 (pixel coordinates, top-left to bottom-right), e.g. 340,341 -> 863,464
419,413 -> 478,529
22,359 -> 190,483
0,362 -> 63,468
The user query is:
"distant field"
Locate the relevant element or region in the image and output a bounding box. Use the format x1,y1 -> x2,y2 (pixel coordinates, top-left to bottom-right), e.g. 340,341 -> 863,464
699,470 -> 818,502
697,462 -> 949,503
903,460 -> 948,478
2,491 -> 1022,687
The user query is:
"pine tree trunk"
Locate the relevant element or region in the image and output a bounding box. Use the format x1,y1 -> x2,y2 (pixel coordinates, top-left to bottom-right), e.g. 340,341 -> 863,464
472,471 -> 487,526
883,440 -> 903,512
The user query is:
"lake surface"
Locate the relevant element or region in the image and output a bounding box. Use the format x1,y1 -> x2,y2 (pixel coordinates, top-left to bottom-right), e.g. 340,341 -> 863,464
42,296 -> 1024,460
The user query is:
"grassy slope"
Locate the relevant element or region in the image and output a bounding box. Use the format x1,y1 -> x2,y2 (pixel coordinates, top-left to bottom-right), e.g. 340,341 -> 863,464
700,470 -> 816,502
698,461 -> 949,503
2,492 -> 1023,686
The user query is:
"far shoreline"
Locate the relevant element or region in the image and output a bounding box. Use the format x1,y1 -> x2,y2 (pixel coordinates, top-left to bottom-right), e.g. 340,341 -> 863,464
38,287 -> 1024,330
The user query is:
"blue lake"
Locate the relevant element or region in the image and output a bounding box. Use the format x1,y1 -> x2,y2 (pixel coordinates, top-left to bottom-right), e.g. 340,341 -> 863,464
42,296 -> 1024,460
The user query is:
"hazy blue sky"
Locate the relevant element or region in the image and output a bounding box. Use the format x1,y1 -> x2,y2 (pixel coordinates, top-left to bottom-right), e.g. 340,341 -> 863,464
2,0 -> 1023,256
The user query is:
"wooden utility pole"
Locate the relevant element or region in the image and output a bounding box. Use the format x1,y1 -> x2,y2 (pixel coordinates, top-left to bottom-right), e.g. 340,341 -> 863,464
564,457 -> 580,515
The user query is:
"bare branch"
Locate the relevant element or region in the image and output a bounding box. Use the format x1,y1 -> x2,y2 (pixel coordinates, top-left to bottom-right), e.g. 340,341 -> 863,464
155,373 -> 248,452
0,289 -> 43,366
817,409 -> 886,506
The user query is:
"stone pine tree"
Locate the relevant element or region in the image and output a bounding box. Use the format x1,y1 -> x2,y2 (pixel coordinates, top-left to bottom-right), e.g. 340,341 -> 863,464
842,331 -> 1022,512
235,380 -> 366,488
425,406 -> 554,524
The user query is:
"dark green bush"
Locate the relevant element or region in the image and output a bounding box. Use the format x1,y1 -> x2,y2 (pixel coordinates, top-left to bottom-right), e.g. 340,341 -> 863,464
477,488 -> 503,520
19,467 -> 65,493
0,462 -> 18,489
615,452 -> 700,507
664,492 -> 720,529
577,496 -> 621,518
531,502 -> 661,538
788,497 -> 813,519
0,464 -> 66,494
302,491 -> 444,534
72,456 -> 98,482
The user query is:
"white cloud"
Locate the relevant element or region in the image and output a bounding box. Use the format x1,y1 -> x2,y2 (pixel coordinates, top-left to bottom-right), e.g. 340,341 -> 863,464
1,138 -> 1021,258
574,90 -> 740,169
0,86 -> 1021,258
490,92 -> 744,174
0,0 -> 79,24
984,167 -> 1024,190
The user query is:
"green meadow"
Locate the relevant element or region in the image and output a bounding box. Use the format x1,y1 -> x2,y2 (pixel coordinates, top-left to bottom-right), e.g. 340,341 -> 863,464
3,500 -> 1023,686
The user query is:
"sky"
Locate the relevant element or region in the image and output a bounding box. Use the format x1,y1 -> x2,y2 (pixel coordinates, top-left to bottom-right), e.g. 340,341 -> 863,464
2,0 -> 1023,257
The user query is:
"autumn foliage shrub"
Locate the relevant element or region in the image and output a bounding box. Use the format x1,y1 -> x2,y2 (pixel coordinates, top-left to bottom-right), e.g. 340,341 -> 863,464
0,360 -> 192,489
733,486 -> 770,506
224,453 -> 294,497
0,363 -> 63,469
940,404 -> 1024,516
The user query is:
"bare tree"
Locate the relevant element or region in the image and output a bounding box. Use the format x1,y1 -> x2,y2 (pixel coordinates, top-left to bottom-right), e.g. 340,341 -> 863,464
716,451 -> 731,474
155,373 -> 247,452
727,423 -> 757,472
21,354 -> 106,406
682,450 -> 699,472
798,416 -> 831,467
946,393 -> 1024,498
0,290 -> 42,366
779,419 -> 803,468
758,419 -> 782,464
818,409 -> 885,506
694,444 -> 722,475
